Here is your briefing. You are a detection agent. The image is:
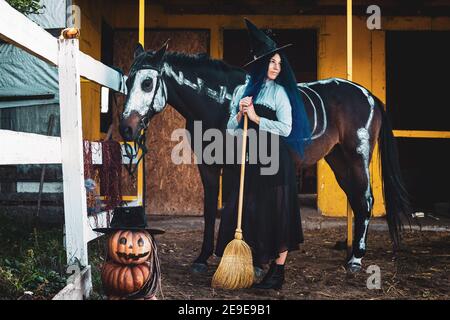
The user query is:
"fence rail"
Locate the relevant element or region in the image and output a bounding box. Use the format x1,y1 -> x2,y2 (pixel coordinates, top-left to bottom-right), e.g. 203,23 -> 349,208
0,0 -> 128,299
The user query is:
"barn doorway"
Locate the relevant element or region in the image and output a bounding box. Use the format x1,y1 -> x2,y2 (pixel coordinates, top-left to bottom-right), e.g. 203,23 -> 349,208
386,31 -> 450,214
223,28 -> 318,196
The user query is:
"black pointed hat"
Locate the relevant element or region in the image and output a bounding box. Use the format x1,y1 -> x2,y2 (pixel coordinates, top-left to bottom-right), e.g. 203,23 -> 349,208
243,18 -> 292,69
93,206 -> 165,235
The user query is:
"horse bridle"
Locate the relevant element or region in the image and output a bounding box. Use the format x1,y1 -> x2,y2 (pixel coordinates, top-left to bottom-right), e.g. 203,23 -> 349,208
123,64 -> 167,176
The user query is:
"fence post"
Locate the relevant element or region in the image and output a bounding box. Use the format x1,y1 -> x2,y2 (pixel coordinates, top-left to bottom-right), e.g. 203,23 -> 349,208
58,39 -> 89,268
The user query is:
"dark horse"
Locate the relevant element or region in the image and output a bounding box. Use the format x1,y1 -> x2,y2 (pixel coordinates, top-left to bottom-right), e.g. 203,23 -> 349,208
119,43 -> 410,273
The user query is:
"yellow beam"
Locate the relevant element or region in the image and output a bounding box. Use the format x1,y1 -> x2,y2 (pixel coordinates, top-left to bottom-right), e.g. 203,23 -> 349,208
139,0 -> 145,46
138,0 -> 145,206
393,130 -> 450,139
346,0 -> 353,257
347,0 -> 352,81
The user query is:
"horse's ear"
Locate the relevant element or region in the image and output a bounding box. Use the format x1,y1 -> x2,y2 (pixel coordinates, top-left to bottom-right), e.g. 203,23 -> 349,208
154,39 -> 170,63
134,43 -> 145,59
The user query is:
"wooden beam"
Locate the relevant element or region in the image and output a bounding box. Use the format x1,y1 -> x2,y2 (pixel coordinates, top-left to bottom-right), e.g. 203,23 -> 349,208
139,0 -> 145,46
161,3 -> 450,16
0,192 -> 63,203
0,1 -> 126,94
58,39 -> 89,267
52,266 -> 92,300
79,52 -> 127,94
0,0 -> 58,65
393,130 -> 450,139
0,130 -> 62,165
0,166 -> 62,182
346,0 -> 353,258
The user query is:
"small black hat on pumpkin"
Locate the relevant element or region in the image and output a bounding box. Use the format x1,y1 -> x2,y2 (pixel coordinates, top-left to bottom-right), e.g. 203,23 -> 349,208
93,206 -> 164,235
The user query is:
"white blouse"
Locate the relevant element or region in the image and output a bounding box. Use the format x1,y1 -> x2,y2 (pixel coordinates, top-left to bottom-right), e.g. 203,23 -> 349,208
227,79 -> 292,137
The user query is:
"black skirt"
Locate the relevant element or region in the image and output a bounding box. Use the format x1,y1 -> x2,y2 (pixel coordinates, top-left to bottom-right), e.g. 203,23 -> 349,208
216,104 -> 303,266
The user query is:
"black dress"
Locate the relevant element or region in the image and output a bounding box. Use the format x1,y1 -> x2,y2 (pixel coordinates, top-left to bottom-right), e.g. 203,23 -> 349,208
216,104 -> 303,266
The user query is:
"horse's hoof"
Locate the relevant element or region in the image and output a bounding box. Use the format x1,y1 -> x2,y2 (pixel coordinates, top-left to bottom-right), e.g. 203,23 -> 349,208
347,262 -> 362,273
191,263 -> 208,274
254,266 -> 264,279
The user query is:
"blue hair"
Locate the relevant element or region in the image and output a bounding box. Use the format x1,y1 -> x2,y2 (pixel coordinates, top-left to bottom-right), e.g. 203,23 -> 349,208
237,52 -> 311,158
238,55 -> 270,106
276,52 -> 311,157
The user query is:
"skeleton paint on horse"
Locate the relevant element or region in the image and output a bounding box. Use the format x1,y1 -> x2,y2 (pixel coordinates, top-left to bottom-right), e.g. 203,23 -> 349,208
120,42 -> 410,274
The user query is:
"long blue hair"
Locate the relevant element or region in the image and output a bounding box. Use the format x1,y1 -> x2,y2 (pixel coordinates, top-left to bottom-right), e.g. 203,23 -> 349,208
238,52 -> 311,158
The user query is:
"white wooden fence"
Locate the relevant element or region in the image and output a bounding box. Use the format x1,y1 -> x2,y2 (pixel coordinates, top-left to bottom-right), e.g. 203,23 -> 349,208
0,1 -> 129,298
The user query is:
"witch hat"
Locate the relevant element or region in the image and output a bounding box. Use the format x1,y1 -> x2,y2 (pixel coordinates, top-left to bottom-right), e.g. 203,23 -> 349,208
242,18 -> 292,69
93,206 -> 165,235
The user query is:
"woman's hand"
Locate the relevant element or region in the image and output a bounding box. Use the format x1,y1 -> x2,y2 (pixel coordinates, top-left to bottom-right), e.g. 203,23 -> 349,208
237,96 -> 252,122
242,102 -> 260,124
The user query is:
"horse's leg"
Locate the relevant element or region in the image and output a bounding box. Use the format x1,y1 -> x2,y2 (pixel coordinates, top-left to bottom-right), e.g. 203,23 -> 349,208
324,146 -> 351,250
325,145 -> 374,272
346,159 -> 373,273
191,163 -> 221,273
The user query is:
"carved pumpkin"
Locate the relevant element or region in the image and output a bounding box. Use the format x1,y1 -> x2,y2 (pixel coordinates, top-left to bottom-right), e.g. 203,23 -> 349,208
101,261 -> 151,296
108,230 -> 153,264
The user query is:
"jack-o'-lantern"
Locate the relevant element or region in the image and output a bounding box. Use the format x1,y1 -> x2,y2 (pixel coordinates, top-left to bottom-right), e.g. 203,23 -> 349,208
101,261 -> 151,296
108,230 -> 153,265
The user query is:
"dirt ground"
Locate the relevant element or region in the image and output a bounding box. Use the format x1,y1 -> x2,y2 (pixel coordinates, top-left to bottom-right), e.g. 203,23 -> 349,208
154,226 -> 450,300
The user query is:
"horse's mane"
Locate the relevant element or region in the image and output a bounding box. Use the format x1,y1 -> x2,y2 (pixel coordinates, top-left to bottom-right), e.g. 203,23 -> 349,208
164,51 -> 244,75
159,51 -> 247,93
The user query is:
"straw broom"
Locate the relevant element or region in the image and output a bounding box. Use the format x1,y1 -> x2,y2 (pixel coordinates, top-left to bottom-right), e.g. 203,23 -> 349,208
212,113 -> 254,289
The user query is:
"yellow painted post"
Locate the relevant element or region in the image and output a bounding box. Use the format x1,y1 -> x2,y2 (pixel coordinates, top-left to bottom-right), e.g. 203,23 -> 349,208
139,0 -> 145,47
138,0 -> 145,205
346,0 -> 353,257
211,24 -> 223,211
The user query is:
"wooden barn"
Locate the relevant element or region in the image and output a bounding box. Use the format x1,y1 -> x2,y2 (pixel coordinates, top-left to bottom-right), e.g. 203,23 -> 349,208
2,0 -> 450,219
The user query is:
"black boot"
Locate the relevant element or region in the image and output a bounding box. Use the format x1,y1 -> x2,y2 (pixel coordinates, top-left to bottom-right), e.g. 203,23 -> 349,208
252,262 -> 285,290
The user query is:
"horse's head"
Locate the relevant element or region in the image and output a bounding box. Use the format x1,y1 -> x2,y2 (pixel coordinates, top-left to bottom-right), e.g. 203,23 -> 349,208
120,41 -> 169,141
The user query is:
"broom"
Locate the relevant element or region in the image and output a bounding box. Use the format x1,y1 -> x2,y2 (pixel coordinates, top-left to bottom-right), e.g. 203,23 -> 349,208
211,112 -> 254,289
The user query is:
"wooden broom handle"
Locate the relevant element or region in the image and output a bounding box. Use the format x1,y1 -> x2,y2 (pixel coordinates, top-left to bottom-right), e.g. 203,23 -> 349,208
236,113 -> 248,237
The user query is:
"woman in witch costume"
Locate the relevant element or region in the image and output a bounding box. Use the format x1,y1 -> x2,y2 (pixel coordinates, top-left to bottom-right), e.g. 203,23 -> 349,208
216,19 -> 311,290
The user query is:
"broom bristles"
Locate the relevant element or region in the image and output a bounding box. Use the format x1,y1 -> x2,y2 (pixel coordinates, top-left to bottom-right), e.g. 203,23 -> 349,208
211,238 -> 254,290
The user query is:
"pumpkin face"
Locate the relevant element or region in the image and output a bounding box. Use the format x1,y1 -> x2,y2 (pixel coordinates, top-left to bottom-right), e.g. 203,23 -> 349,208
108,230 -> 152,264
101,261 -> 151,296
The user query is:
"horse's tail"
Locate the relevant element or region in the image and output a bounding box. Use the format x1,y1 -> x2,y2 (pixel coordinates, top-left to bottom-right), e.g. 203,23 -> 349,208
375,96 -> 412,249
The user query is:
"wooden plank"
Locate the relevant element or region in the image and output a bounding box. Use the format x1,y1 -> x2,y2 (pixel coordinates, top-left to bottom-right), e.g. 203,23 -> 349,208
393,130 -> 450,139
58,39 -> 89,267
16,182 -> 63,193
0,192 -> 63,202
0,0 -> 58,65
0,166 -> 62,182
79,52 -> 127,94
0,1 -> 125,93
0,130 -> 62,165
52,265 -> 92,300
